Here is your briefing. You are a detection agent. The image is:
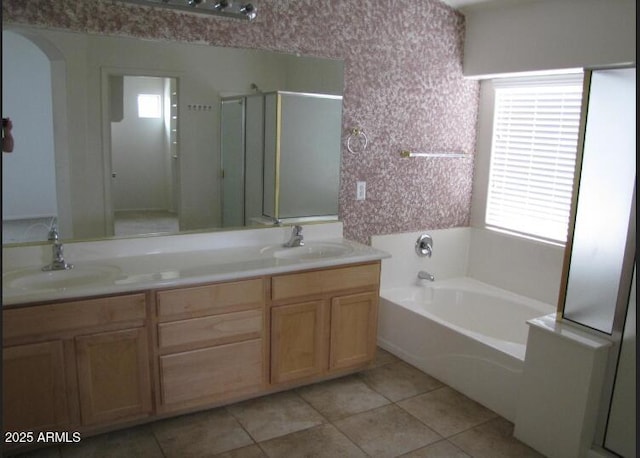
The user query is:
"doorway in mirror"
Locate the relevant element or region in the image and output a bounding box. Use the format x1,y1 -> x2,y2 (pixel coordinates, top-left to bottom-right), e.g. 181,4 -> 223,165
109,75 -> 180,236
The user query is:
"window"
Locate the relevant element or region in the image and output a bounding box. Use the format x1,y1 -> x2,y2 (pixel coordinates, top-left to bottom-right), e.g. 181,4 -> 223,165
137,94 -> 162,118
486,73 -> 584,243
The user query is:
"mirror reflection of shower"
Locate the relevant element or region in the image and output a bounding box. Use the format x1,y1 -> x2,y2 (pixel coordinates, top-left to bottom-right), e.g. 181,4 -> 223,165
109,75 -> 180,236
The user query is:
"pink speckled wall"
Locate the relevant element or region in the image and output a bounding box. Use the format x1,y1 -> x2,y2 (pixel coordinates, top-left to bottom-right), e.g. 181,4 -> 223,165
2,0 -> 478,244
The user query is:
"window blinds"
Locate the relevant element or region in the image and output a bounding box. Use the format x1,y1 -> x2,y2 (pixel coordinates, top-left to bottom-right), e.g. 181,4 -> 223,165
486,74 -> 584,242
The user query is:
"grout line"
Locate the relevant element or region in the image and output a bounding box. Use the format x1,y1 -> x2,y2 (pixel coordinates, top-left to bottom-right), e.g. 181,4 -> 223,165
150,426 -> 168,458
288,382 -> 375,457
223,404 -> 264,446
253,441 -> 271,457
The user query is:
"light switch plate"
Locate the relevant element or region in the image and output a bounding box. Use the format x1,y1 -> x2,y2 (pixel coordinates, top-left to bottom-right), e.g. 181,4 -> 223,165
356,181 -> 366,200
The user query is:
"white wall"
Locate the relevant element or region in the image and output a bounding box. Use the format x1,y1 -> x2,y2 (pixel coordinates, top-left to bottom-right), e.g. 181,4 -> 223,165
462,0 -> 636,77
372,226 -> 563,305
2,31 -> 58,220
371,227 -> 471,289
284,57 -> 344,96
468,78 -> 494,229
467,229 -> 564,305
111,76 -> 169,212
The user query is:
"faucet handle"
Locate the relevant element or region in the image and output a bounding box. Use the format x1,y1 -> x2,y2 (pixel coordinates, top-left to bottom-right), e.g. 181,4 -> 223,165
47,224 -> 59,241
415,234 -> 433,257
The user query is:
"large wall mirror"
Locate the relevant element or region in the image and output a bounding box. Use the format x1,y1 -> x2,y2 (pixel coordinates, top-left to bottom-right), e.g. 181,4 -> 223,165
2,25 -> 344,245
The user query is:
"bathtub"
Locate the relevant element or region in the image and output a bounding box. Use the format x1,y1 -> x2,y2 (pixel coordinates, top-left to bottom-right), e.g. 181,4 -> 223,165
377,277 -> 555,421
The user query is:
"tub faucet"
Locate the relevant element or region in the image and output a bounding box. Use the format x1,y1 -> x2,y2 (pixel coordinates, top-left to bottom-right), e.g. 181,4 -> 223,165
283,225 -> 304,247
43,224 -> 73,271
417,271 -> 435,281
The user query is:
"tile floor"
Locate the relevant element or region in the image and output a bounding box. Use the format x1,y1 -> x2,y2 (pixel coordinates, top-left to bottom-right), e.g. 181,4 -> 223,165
12,348 -> 545,458
114,211 -> 179,237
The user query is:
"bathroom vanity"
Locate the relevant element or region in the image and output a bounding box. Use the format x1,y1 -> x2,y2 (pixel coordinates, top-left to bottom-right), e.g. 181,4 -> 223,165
2,223 -> 387,449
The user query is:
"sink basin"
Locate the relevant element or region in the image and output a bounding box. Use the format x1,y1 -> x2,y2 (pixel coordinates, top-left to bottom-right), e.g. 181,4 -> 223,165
3,265 -> 122,291
264,242 -> 354,261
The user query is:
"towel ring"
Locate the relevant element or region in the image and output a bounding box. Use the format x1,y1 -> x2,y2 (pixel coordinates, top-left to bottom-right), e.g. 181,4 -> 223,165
347,127 -> 368,153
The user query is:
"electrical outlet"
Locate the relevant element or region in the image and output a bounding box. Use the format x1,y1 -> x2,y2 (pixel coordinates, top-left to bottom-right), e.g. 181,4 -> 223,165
356,181 -> 366,200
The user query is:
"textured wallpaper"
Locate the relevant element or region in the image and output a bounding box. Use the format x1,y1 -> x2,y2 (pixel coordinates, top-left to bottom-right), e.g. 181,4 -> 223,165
2,0 -> 479,244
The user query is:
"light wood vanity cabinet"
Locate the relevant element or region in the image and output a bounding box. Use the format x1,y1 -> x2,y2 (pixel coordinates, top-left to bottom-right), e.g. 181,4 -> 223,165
271,299 -> 327,383
270,263 -> 380,385
2,294 -> 152,433
3,340 -> 69,432
155,278 -> 266,412
75,327 -> 152,426
2,260 -> 381,444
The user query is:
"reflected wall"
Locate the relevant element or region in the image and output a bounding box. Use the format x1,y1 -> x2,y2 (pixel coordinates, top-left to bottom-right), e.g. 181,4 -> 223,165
2,31 -> 58,243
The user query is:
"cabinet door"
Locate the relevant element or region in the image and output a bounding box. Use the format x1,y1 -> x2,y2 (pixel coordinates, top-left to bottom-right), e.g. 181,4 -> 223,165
75,328 -> 152,426
329,292 -> 378,371
271,300 -> 327,384
3,340 -> 69,432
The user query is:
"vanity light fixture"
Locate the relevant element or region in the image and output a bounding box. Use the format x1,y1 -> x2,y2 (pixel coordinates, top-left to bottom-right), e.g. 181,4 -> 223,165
239,3 -> 257,20
115,0 -> 258,21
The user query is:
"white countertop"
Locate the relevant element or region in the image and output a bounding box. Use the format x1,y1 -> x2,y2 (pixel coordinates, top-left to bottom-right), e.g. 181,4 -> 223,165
2,223 -> 390,306
526,314 -> 612,350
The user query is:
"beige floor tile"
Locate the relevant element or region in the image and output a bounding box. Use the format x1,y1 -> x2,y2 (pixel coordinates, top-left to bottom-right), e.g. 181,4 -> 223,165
400,439 -> 471,457
334,404 -> 442,458
152,408 -> 253,457
227,391 -> 324,442
359,361 -> 443,401
450,417 -> 545,458
60,425 -> 163,458
259,423 -> 366,458
370,347 -> 402,368
398,386 -> 497,437
214,444 -> 268,458
296,374 -> 390,420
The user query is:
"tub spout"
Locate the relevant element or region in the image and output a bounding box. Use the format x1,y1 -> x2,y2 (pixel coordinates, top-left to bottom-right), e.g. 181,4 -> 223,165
417,271 -> 435,281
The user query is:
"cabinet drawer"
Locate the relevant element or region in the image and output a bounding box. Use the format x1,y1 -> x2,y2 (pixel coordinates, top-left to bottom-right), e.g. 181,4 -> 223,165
3,294 -> 146,342
157,278 -> 264,320
272,263 -> 380,302
160,339 -> 263,406
158,309 -> 262,352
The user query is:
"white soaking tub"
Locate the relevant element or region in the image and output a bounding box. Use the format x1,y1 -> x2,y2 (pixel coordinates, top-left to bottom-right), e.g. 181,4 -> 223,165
378,277 -> 555,421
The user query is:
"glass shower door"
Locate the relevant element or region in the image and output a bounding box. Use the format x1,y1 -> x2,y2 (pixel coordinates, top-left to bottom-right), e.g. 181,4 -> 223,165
220,98 -> 245,227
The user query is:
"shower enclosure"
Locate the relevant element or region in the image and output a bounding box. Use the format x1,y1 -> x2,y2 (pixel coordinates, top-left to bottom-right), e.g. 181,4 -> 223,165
220,91 -> 342,227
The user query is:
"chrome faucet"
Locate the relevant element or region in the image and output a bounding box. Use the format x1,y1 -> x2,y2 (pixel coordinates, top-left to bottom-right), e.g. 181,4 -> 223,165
415,234 -> 433,257
417,271 -> 435,281
42,224 -> 73,271
266,215 -> 282,226
283,225 -> 304,247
